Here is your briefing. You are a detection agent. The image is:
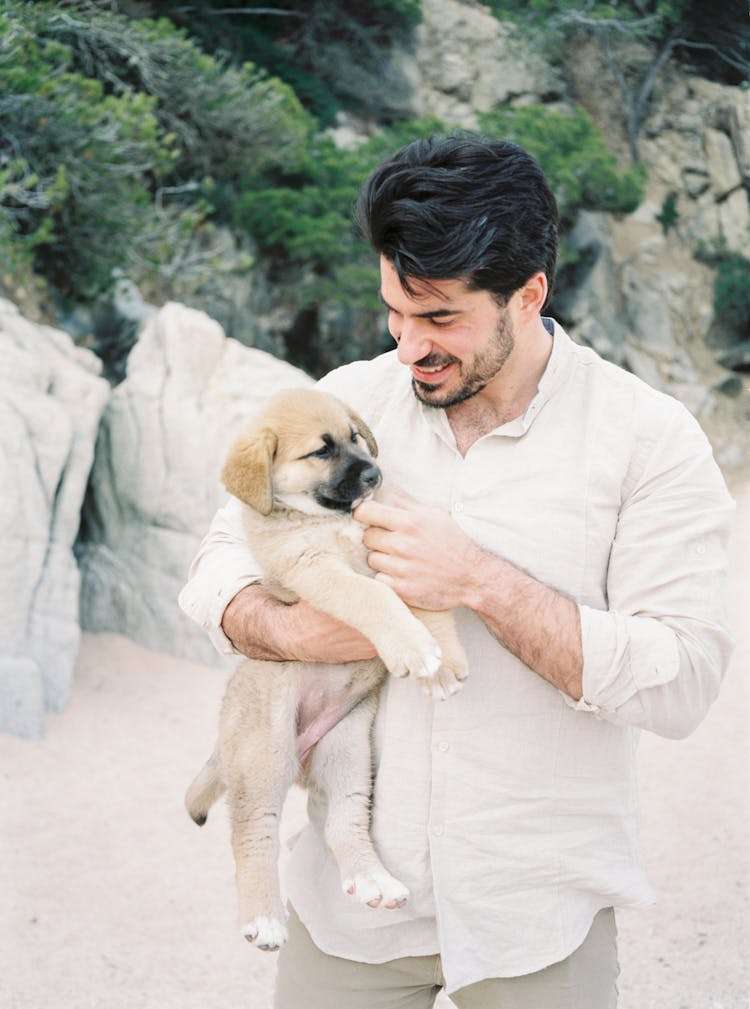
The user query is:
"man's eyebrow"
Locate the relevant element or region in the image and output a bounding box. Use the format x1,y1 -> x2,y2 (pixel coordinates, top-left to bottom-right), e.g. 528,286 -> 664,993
378,291 -> 460,319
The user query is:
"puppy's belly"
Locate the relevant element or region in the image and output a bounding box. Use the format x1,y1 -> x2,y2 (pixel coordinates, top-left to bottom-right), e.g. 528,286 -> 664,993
295,663 -> 375,765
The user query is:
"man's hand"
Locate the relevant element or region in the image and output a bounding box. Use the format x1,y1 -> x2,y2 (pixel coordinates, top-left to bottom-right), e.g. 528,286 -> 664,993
354,495 -> 583,700
354,495 -> 481,611
221,584 -> 378,663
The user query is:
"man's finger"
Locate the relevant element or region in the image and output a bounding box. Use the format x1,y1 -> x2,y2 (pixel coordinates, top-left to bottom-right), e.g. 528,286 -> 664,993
354,500 -> 405,529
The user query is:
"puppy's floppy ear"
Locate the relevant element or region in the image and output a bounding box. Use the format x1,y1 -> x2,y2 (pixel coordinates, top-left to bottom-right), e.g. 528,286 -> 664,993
347,406 -> 378,458
221,427 -> 278,515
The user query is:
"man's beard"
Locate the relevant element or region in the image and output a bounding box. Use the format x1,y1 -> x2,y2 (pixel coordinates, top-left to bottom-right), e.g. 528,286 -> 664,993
411,309 -> 515,409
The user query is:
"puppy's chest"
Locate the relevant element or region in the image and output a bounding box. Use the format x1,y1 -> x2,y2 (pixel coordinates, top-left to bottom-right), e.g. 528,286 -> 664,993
298,516 -> 371,577
245,509 -> 371,579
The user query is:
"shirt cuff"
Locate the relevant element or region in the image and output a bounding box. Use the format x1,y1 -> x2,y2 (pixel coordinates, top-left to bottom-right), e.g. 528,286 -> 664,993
178,574 -> 260,656
568,604 -> 682,713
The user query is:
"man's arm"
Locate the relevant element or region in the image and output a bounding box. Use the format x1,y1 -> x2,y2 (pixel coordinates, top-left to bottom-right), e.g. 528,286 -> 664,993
178,496 -> 377,663
221,584 -> 377,663
355,407 -> 734,740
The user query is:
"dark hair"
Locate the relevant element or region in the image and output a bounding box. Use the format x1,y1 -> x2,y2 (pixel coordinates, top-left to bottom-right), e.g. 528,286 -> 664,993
356,132 -> 559,308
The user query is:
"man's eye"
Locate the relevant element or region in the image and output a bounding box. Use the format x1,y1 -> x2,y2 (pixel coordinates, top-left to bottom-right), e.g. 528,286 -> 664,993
431,317 -> 456,329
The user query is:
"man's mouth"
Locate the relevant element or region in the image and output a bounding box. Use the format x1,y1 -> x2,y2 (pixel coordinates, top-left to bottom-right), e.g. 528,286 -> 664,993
412,360 -> 457,385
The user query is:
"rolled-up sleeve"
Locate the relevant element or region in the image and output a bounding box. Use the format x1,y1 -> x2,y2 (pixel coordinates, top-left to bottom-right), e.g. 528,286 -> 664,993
177,496 -> 261,656
572,408 -> 735,738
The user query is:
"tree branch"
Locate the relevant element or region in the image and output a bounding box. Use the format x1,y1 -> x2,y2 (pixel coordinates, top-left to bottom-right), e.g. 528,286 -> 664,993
671,37 -> 750,78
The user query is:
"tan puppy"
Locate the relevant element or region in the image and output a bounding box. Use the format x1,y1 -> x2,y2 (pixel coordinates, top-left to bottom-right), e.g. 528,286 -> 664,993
185,388 -> 467,951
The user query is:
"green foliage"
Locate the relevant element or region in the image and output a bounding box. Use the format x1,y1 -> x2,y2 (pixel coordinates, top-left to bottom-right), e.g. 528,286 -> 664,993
235,117 -> 446,310
158,0 -> 422,126
1,1 -> 653,378
478,106 -> 645,225
0,1 -> 310,300
713,252 -> 750,339
655,191 -> 679,234
43,8 -> 310,181
0,9 -> 173,297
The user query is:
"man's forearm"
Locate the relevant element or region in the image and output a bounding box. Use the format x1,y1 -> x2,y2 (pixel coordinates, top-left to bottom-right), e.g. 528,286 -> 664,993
221,584 -> 378,664
221,584 -> 299,660
461,547 -> 583,700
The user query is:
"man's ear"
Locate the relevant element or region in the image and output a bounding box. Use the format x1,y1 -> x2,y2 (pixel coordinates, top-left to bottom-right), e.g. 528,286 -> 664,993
518,271 -> 548,317
221,427 -> 278,515
347,406 -> 378,458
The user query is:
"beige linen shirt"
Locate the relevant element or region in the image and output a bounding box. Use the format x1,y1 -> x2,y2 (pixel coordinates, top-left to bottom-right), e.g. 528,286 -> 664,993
178,322 -> 734,994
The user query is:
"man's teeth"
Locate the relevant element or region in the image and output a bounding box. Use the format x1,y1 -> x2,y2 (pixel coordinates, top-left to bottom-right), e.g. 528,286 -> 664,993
419,363 -> 450,373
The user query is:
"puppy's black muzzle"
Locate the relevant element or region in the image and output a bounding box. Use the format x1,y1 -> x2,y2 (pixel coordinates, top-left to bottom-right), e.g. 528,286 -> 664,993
314,451 -> 381,512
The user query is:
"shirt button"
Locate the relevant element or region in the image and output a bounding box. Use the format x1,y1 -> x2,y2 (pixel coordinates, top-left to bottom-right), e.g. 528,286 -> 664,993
453,501 -> 464,513
432,825 -> 444,837
437,741 -> 449,752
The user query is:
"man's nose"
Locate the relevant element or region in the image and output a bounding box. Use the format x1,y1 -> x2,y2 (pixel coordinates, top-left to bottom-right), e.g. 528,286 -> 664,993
393,317 -> 432,366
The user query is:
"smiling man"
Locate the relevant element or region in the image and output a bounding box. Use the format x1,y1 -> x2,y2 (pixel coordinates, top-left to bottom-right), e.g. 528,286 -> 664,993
179,133 -> 734,1009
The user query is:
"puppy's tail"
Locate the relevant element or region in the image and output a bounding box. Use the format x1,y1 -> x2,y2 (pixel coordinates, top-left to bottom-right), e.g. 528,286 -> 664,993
185,746 -> 225,826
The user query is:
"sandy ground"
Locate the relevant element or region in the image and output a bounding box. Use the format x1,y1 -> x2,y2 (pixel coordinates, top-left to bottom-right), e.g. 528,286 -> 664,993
1,483 -> 748,1009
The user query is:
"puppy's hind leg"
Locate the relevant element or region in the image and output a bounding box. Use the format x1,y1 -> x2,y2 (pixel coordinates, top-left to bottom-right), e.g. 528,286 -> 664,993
185,746 -> 225,826
221,662 -> 299,951
307,685 -> 409,911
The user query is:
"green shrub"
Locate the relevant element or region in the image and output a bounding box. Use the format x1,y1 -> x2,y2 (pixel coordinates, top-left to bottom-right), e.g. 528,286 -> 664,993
158,0 -> 422,125
0,10 -> 173,296
0,2 -> 310,300
478,106 -> 646,226
656,191 -> 679,234
235,118 -> 447,310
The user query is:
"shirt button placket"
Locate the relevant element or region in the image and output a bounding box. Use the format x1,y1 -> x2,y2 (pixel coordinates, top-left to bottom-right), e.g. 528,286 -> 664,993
430,737 -> 450,841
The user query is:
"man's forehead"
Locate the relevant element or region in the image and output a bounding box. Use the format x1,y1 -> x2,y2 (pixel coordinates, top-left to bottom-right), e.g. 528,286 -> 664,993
379,261 -> 471,307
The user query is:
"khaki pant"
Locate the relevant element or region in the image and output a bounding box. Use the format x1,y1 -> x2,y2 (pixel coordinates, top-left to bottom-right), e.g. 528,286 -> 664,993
275,905 -> 619,1009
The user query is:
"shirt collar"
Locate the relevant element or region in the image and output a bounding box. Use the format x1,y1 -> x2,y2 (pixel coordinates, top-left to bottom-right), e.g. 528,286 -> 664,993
411,317 -> 575,446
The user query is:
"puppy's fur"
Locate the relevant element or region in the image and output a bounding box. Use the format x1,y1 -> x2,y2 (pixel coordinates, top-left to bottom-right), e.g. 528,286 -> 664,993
185,388 -> 467,951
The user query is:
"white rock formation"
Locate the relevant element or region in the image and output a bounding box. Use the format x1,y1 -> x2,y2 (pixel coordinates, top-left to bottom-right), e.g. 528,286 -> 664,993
77,302 -> 313,667
0,299 -> 110,738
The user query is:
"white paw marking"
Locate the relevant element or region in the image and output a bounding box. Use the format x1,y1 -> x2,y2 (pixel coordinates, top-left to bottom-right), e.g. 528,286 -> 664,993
419,659 -> 468,701
387,635 -> 442,681
241,915 -> 288,951
342,870 -> 410,909
415,641 -> 443,679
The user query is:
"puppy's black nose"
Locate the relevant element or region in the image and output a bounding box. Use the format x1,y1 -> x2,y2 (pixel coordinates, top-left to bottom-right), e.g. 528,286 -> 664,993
361,465 -> 380,488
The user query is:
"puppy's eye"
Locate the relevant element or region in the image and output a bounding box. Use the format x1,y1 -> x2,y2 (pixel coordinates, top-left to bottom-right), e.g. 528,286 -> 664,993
307,444 -> 331,459
350,430 -> 359,443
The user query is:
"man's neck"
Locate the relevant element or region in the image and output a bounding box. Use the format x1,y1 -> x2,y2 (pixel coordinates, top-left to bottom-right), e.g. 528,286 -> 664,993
446,317 -> 553,455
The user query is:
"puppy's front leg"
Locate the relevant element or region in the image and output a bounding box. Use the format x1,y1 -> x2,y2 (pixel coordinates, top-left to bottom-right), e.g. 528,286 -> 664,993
284,564 -> 442,684
409,608 -> 469,701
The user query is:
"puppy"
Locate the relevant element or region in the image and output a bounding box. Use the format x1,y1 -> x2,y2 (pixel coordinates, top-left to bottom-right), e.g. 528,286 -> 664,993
185,387 -> 467,951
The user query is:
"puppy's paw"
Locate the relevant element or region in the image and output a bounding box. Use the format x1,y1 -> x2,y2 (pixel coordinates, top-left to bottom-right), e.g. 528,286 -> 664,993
241,915 -> 288,951
383,629 -> 442,682
419,653 -> 469,701
342,870 -> 409,910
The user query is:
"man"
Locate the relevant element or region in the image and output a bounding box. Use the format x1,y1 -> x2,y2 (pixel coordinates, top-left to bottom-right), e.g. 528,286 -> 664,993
179,134 -> 734,1008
